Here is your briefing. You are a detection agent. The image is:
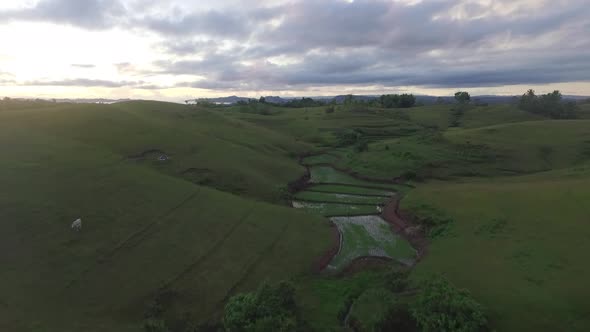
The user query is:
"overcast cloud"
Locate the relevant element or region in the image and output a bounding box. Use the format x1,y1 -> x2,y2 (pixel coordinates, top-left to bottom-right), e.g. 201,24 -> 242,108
0,0 -> 588,99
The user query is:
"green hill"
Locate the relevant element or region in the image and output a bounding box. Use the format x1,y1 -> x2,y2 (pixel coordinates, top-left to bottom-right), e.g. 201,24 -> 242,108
403,169 -> 590,331
3,99 -> 590,331
0,101 -> 331,331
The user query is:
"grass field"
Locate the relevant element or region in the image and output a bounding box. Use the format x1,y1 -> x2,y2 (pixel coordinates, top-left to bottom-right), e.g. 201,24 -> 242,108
403,172 -> 590,331
0,101 -> 332,331
445,120 -> 590,173
338,119 -> 590,179
1,101 -> 312,202
4,98 -> 590,331
292,104 -> 590,331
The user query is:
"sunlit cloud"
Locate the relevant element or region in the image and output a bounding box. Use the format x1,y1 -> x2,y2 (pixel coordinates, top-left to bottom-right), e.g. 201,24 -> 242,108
0,0 -> 588,101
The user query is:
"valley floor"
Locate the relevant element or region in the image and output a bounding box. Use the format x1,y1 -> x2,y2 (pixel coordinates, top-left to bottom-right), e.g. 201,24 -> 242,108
2,99 -> 590,331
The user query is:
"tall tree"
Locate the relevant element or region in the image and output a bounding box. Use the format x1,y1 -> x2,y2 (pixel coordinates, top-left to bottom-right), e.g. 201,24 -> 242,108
518,89 -> 577,119
454,91 -> 471,104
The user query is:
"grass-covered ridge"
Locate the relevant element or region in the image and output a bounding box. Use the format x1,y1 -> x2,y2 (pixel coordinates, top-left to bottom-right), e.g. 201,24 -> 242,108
0,101 -> 331,332
3,98 -> 590,331
404,171 -> 590,331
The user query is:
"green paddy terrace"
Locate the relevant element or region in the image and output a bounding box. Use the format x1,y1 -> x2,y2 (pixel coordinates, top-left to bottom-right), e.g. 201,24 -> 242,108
290,163 -> 416,272
294,191 -> 388,205
328,216 -> 416,271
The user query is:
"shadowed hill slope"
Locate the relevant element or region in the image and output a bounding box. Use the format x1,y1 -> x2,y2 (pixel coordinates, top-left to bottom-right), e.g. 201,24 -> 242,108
0,101 -> 331,331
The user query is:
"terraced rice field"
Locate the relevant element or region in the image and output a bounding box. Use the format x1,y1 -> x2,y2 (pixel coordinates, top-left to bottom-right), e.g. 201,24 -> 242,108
292,201 -> 380,217
292,160 -> 416,271
294,191 -> 388,205
327,216 -> 416,271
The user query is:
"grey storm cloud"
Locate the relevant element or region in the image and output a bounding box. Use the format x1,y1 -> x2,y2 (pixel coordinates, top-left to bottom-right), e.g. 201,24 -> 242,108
0,0 -> 125,29
141,10 -> 250,37
1,0 -> 589,91
158,0 -> 590,90
23,78 -> 144,88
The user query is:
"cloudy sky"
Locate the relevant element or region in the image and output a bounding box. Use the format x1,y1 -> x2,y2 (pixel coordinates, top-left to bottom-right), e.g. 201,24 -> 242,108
0,0 -> 588,101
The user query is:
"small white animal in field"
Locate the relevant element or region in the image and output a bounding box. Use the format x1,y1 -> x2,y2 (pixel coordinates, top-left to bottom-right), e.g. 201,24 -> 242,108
71,218 -> 82,231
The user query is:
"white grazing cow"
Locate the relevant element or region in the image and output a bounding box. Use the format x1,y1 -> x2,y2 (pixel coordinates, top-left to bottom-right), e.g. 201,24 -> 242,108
71,218 -> 82,231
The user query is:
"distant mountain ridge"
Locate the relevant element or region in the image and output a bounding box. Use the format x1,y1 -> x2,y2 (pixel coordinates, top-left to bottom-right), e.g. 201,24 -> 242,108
193,94 -> 588,105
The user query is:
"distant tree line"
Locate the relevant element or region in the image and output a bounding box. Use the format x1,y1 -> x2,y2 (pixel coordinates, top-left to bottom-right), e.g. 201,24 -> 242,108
236,98 -> 274,115
518,89 -> 577,119
379,94 -> 416,108
282,97 -> 326,108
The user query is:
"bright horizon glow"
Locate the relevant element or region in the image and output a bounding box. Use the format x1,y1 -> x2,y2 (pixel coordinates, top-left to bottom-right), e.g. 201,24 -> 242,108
0,0 -> 589,102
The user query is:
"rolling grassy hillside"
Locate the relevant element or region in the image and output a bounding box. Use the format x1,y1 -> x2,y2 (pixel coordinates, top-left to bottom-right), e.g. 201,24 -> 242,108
337,118 -> 590,179
445,120 -> 590,174
3,98 -> 590,331
1,101 -> 311,201
0,101 -> 331,331
290,110 -> 590,331
403,170 -> 590,331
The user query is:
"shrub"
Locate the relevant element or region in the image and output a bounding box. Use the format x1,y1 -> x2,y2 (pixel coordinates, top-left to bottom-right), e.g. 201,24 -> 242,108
143,318 -> 169,332
223,281 -> 300,332
335,129 -> 362,147
384,267 -> 410,293
337,293 -> 358,323
354,139 -> 369,153
409,203 -> 453,238
411,276 -> 487,332
376,301 -> 416,332
349,288 -> 417,332
402,170 -> 417,181
325,105 -> 335,114
449,107 -> 464,127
